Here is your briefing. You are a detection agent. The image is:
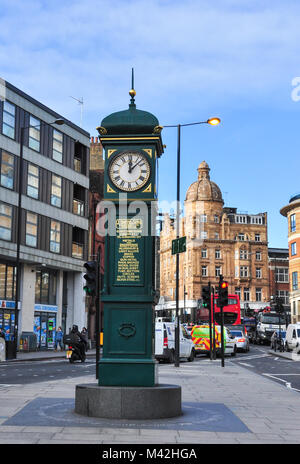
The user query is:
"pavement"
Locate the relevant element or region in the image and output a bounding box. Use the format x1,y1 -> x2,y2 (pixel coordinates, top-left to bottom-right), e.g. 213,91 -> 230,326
1,349 -> 300,444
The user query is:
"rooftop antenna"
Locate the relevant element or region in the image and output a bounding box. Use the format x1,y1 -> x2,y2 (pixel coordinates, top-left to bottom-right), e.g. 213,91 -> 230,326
70,96 -> 83,127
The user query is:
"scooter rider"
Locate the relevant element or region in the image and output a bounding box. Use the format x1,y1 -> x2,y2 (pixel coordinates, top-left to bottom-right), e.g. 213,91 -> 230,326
70,324 -> 86,359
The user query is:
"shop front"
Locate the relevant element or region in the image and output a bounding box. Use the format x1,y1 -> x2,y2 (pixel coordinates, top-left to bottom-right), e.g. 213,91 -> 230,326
33,304 -> 58,350
0,300 -> 16,341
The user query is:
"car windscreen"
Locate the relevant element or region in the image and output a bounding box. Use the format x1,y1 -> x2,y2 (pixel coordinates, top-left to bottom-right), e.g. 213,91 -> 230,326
297,330 -> 300,337
230,331 -> 243,337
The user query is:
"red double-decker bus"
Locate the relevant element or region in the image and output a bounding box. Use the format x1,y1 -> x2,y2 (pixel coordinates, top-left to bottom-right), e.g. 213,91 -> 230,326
197,294 -> 241,326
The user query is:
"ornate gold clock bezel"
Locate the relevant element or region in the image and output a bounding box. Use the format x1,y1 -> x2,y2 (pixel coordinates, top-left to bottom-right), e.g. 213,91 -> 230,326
108,150 -> 151,192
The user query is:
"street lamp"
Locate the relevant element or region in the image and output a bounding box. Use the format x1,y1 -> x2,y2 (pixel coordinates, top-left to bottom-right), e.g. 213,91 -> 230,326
12,118 -> 65,359
163,117 -> 221,367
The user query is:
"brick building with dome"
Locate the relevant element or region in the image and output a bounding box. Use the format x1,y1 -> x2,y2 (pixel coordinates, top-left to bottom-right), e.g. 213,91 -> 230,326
158,161 -> 270,320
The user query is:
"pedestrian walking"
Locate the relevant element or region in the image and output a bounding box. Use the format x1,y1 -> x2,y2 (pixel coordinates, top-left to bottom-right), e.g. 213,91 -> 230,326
54,326 -> 64,351
80,327 -> 89,352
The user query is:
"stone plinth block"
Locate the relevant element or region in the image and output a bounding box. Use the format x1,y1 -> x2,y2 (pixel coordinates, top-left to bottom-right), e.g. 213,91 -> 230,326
75,383 -> 182,419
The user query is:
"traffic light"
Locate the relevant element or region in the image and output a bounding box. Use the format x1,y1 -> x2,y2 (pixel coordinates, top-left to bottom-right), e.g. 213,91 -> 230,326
219,280 -> 229,307
202,285 -> 210,308
83,261 -> 98,296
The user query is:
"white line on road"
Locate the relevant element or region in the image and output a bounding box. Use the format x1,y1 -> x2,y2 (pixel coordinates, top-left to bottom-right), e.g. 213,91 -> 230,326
238,362 -> 253,367
262,373 -> 300,393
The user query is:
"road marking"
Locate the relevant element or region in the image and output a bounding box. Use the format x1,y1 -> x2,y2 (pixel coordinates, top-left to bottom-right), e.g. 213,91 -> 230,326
262,373 -> 300,393
238,362 -> 253,367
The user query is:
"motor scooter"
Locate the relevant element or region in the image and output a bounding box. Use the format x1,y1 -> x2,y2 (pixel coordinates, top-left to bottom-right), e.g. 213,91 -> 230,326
63,334 -> 86,363
66,341 -> 86,363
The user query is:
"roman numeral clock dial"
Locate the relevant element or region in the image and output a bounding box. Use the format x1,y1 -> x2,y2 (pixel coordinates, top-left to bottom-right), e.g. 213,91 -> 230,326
109,151 -> 151,192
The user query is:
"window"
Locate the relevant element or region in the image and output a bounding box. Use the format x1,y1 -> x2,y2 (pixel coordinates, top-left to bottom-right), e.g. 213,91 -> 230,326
291,242 -> 297,256
275,268 -> 289,283
235,287 -> 241,299
256,251 -> 261,261
240,249 -> 248,259
292,272 -> 298,291
201,248 -> 207,258
255,288 -> 262,301
0,263 -> 16,300
215,232 -> 219,240
250,216 -> 263,224
201,231 -> 207,239
0,203 -> 12,240
2,101 -> 15,139
29,116 -> 40,151
214,215 -> 219,223
290,214 -> 296,233
215,249 -> 221,259
25,212 -> 38,247
27,163 -> 39,199
255,234 -> 261,242
74,157 -> 81,173
215,266 -> 221,277
51,174 -> 62,207
0,151 -> 14,189
256,267 -> 262,279
50,220 -> 60,253
238,233 -> 245,241
200,214 -> 207,223
244,287 -> 250,301
240,266 -> 248,277
35,269 -> 57,305
276,290 -> 289,305
236,215 -> 247,224
52,129 -> 63,163
202,266 -> 207,277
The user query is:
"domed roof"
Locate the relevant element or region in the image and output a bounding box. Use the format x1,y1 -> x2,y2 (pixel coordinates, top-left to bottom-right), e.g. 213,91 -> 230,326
185,161 -> 223,203
99,90 -> 159,136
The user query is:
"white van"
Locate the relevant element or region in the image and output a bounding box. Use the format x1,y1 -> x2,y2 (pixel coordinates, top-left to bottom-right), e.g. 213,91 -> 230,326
155,321 -> 195,363
285,323 -> 300,353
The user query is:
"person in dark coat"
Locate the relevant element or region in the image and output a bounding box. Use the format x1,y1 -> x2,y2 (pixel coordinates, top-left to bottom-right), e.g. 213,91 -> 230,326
70,325 -> 86,358
80,327 -> 89,351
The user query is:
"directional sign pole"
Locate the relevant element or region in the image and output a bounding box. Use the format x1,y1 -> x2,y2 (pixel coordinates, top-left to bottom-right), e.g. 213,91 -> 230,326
175,124 -> 181,368
212,286 -> 216,360
219,275 -> 225,368
207,282 -> 212,361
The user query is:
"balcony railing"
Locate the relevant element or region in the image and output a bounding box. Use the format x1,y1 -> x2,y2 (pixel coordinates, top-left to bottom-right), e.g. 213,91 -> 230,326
72,242 -> 83,259
73,198 -> 84,216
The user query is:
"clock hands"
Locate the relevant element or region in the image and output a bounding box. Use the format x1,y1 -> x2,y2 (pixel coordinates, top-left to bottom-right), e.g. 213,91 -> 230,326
130,159 -> 144,172
128,155 -> 133,173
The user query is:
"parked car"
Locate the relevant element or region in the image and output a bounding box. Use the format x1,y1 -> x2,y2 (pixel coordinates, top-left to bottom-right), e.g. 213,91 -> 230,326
224,327 -> 238,356
284,323 -> 300,353
155,321 -> 195,363
270,330 -> 286,351
227,327 -> 250,353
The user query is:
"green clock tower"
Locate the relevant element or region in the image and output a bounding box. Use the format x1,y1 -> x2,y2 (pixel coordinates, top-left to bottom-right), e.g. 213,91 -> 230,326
96,79 -> 164,387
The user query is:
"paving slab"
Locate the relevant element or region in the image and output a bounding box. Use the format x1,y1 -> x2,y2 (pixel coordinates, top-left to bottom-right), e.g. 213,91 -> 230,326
1,357 -> 300,444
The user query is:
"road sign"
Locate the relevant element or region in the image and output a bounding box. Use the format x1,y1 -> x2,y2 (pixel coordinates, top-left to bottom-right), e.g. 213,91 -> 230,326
171,236 -> 186,255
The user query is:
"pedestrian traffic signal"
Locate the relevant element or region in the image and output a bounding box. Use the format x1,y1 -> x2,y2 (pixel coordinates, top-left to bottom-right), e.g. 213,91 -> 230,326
202,285 -> 210,308
219,281 -> 229,307
83,261 -> 98,296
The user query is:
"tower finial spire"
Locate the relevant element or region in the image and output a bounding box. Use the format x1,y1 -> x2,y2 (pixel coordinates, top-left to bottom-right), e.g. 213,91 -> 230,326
129,67 -> 136,107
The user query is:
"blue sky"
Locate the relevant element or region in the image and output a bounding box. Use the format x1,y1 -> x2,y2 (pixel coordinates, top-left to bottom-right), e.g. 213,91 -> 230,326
1,0 -> 300,248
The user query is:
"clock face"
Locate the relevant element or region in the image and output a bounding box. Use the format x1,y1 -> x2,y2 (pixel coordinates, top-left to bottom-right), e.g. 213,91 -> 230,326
109,151 -> 151,192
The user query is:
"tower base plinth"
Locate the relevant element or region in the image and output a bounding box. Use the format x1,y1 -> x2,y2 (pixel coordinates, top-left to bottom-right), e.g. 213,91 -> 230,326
75,383 -> 181,420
